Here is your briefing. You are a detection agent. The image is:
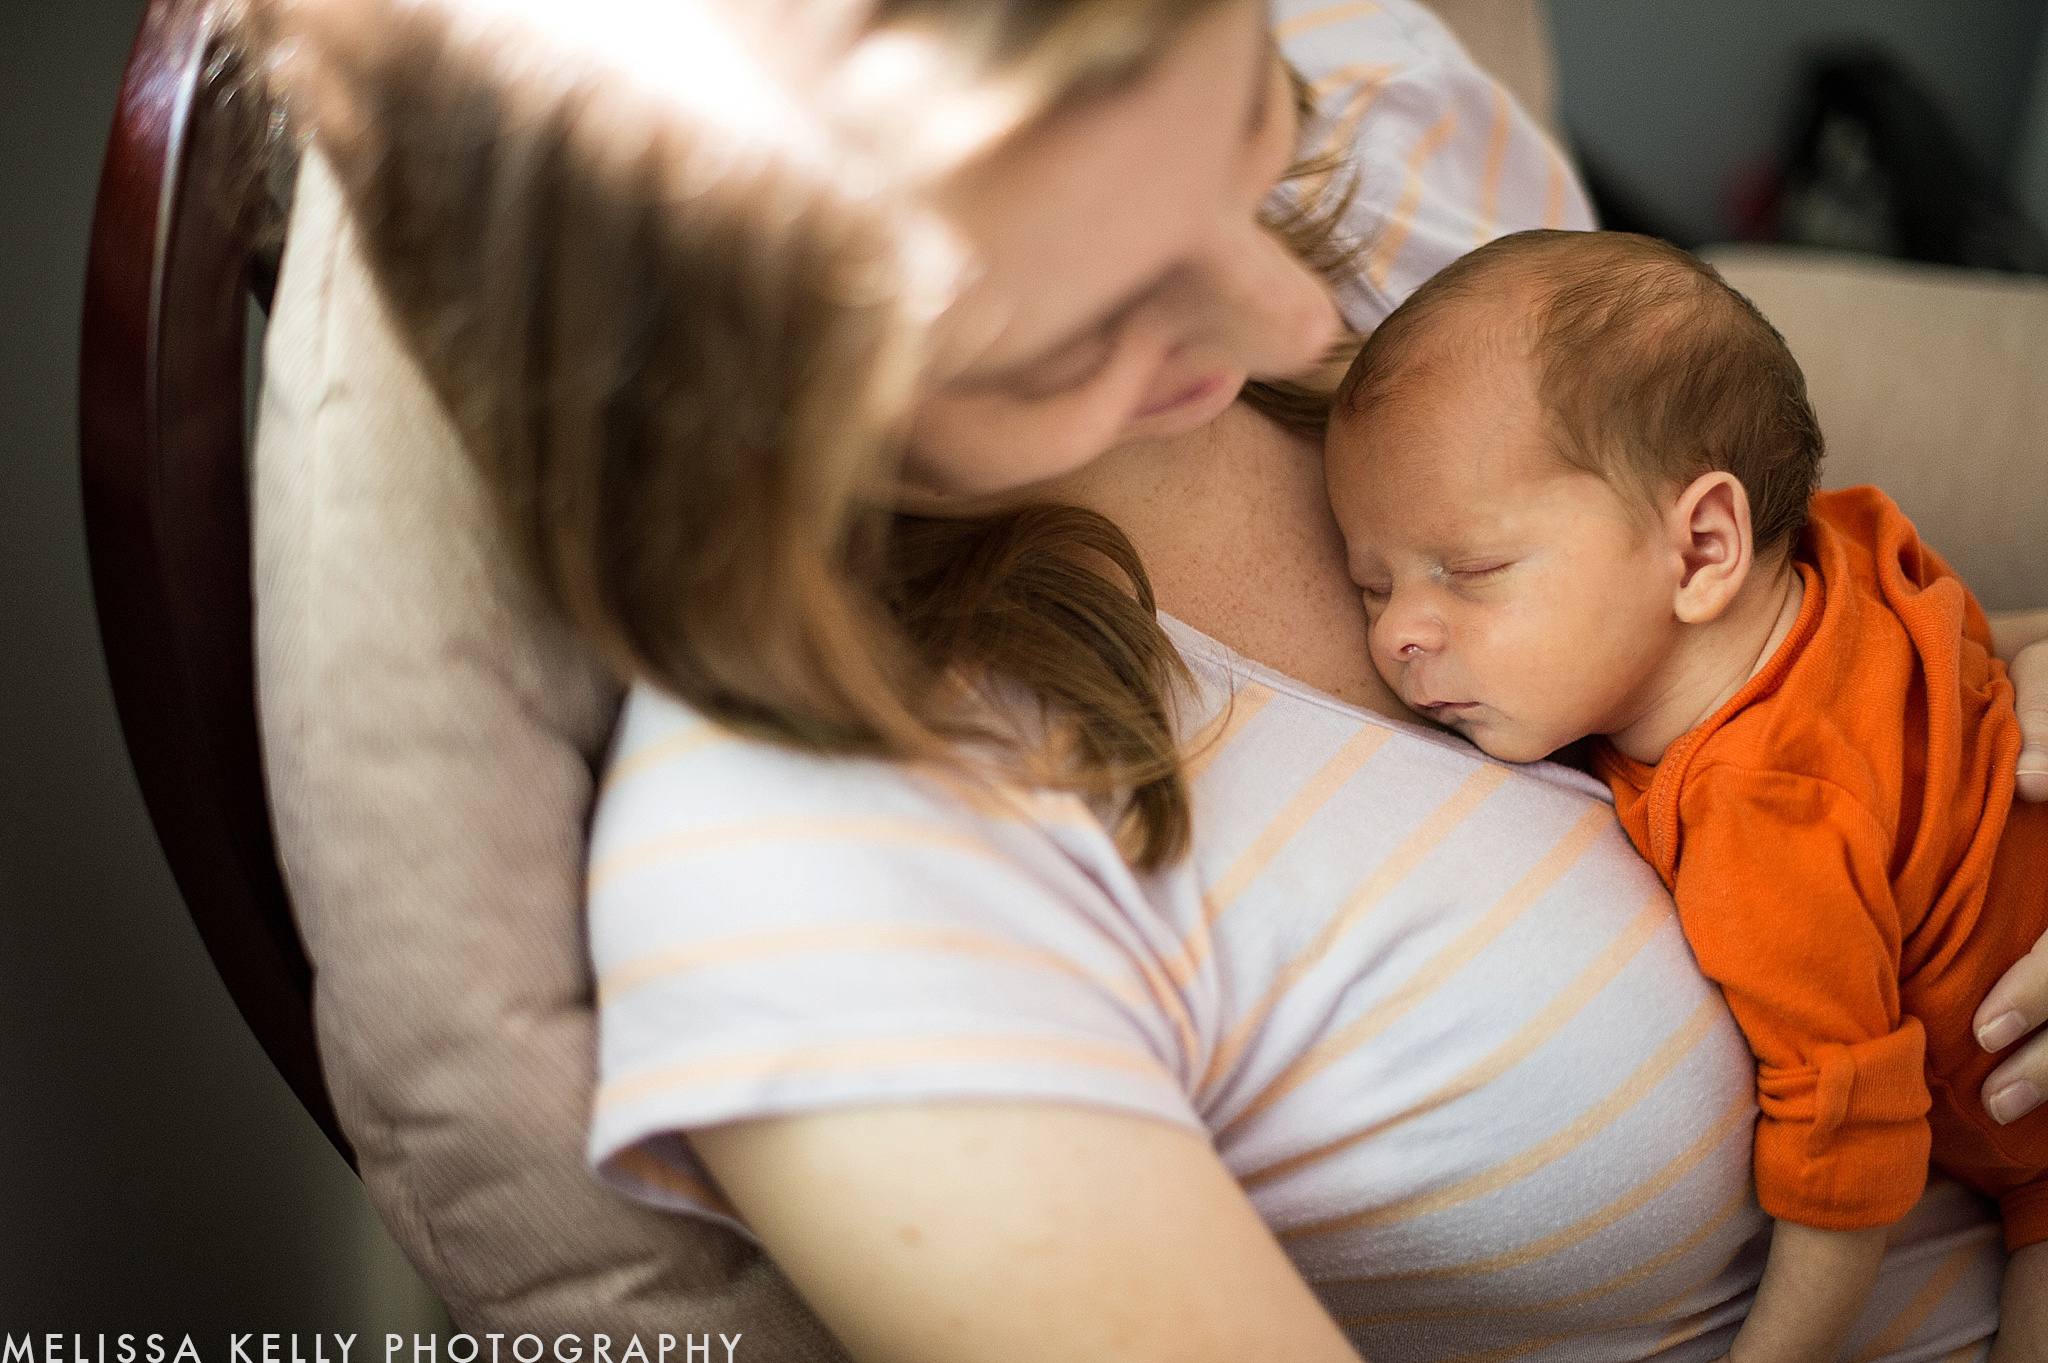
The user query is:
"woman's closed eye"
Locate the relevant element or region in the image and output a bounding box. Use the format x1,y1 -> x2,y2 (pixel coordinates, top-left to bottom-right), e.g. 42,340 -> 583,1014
1001,325 -> 1119,399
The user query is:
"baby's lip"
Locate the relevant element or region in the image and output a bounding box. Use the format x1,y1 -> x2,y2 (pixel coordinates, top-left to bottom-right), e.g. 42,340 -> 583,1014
1414,699 -> 1480,715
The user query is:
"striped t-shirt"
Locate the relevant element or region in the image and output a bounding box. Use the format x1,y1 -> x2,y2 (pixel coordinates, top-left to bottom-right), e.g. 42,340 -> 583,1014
588,618 -> 2003,1362
587,3 -> 2002,1357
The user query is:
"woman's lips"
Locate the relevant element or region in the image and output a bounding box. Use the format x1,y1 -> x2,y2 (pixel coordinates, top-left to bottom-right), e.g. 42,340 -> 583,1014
1134,372 -> 1232,420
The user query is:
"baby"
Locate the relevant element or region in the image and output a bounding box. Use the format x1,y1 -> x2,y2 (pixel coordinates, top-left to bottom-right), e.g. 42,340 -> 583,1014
1323,229 -> 2048,1362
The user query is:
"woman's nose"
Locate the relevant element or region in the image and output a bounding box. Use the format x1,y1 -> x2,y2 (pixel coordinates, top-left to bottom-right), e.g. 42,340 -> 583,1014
1200,217 -> 1342,380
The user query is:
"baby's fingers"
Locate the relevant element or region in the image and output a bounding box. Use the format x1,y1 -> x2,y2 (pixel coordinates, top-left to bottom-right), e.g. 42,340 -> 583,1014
2014,638 -> 2048,802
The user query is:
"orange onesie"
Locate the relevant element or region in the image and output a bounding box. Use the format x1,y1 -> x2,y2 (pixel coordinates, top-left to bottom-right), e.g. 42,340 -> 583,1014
1591,485 -> 2048,1250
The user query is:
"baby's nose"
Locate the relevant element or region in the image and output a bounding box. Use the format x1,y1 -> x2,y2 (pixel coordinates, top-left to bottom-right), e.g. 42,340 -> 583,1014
1375,601 -> 1444,662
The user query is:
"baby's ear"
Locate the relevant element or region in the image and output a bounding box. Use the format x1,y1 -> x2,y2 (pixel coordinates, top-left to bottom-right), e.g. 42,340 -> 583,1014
1666,471 -> 1753,625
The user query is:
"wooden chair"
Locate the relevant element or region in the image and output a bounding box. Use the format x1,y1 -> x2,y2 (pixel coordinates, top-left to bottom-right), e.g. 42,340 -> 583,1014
79,0 -> 348,1162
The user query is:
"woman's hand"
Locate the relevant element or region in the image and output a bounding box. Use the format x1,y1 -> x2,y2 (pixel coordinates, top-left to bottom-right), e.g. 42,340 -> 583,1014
2010,636 -> 2048,803
690,1101 -> 1364,1363
1993,610 -> 2048,801
1974,611 -> 2048,1124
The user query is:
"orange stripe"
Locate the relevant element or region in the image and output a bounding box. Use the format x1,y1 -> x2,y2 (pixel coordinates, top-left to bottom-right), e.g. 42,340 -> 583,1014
600,722 -> 725,795
1205,727 -> 1392,920
1336,1171 -> 1754,1326
1242,890 -> 1668,1188
1474,85 -> 1510,245
598,1034 -> 1168,1111
1542,151 -> 1567,230
608,1146 -> 740,1219
1365,111 -> 1458,289
1274,2 -> 1381,42
589,817 -> 1001,892
1845,1232 -> 1997,1363
1279,997 -> 1720,1241
598,924 -> 1154,1011
1332,1092 -> 1752,1305
1316,66 -> 1397,163
1181,682 -> 1275,782
1167,713 -> 1383,992
1200,763 -> 1508,1091
1309,58 -> 1399,103
1431,1185 -> 1752,1363
1224,803 -> 1610,1133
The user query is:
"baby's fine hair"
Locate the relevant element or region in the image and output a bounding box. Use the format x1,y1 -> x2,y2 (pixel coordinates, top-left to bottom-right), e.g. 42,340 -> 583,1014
1336,230 -> 1825,552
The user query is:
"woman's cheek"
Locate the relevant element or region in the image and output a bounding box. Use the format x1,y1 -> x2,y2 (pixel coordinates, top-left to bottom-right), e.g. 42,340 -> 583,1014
905,341 -> 1169,495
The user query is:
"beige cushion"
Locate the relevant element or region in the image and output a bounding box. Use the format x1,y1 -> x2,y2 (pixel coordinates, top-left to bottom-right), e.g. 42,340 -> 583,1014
1706,246 -> 2048,611
255,147 -> 848,1349
1423,0 -> 1560,135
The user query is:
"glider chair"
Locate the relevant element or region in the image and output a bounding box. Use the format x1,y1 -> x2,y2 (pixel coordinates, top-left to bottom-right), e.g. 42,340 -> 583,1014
79,0 -> 849,1343
76,0 -> 2048,1338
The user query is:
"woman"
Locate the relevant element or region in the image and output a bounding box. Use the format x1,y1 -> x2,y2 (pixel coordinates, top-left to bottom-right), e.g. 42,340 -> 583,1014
259,0 -> 2048,1355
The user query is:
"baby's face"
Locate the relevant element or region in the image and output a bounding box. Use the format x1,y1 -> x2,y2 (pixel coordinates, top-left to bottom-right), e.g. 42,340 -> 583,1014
1325,354 -> 1681,763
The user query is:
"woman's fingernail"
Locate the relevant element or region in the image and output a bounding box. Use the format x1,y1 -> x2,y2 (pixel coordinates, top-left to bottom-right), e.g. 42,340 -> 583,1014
1989,1081 -> 2042,1125
1979,1011 -> 2030,1052
2019,748 -> 2048,801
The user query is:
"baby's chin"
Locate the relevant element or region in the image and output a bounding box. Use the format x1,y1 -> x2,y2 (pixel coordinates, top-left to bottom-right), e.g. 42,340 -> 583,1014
1426,706 -> 1559,765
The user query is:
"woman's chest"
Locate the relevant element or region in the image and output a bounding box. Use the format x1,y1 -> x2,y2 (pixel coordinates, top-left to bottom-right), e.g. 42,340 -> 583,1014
1139,685 -> 1768,1357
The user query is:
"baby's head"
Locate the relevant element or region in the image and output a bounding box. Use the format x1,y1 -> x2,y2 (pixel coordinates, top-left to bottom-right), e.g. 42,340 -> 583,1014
1325,230 -> 1823,762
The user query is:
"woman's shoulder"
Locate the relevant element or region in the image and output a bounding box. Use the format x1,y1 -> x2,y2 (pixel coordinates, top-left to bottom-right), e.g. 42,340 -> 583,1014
1271,0 -> 1594,328
1161,614 -> 1617,817
589,681 -> 1149,941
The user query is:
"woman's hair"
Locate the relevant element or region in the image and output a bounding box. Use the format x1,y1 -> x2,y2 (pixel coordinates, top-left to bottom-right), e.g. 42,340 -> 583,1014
243,0 -> 1360,870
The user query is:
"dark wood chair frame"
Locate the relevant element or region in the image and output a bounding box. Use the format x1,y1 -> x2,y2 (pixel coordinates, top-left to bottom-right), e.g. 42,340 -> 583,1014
80,0 -> 350,1163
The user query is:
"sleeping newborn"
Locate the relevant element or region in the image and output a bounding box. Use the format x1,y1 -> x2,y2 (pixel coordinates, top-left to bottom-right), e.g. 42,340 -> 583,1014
1322,228 -> 2048,1362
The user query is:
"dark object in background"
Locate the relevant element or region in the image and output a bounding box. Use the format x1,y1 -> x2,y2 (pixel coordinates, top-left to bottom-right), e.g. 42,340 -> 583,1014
1577,142 -> 1699,249
1776,49 -> 2048,275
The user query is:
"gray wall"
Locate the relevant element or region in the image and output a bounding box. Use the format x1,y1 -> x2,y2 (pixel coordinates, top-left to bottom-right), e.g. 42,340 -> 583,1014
1549,0 -> 2048,244
2018,13 -> 2048,231
1,0 -> 444,1335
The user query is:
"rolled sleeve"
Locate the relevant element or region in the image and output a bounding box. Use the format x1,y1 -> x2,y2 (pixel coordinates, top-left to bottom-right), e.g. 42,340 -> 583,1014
1754,1018 -> 1933,1227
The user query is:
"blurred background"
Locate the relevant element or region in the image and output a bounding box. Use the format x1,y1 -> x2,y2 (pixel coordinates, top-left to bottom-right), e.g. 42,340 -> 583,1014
2,0 -> 2045,1333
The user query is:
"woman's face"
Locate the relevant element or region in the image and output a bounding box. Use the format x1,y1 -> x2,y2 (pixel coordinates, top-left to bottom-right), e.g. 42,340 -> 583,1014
903,1 -> 1342,498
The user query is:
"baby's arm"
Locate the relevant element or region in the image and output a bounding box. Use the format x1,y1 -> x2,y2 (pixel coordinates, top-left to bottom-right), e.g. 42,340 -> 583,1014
1724,1222 -> 1888,1363
1663,770 -> 1935,1355
1994,1242 -> 2048,1363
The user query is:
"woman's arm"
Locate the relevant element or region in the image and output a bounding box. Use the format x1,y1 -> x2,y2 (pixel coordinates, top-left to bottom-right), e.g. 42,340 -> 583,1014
692,1101 -> 1363,1363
